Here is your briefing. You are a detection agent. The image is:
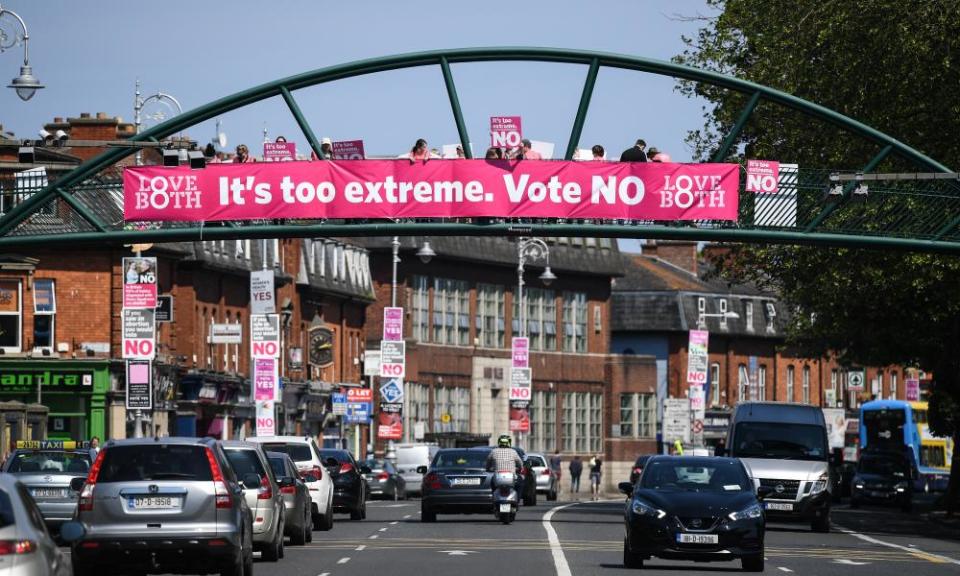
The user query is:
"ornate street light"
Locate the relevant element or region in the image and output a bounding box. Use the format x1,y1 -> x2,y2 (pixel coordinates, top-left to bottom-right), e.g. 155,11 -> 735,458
516,237 -> 556,336
1,3 -> 44,101
134,79 -> 183,165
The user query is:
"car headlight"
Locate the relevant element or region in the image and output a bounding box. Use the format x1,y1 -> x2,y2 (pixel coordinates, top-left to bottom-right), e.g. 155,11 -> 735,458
728,504 -> 763,522
854,482 -> 864,490
810,474 -> 829,494
895,481 -> 908,493
631,499 -> 667,519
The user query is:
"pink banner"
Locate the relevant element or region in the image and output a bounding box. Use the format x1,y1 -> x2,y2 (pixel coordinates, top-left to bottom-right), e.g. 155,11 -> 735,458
332,140 -> 365,160
123,160 -> 739,222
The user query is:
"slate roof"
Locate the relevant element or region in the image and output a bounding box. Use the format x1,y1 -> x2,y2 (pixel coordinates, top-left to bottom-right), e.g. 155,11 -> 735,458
357,236 -> 624,278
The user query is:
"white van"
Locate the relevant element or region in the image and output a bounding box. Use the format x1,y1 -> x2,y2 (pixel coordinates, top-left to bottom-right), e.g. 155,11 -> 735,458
722,402 -> 837,532
393,443 -> 439,496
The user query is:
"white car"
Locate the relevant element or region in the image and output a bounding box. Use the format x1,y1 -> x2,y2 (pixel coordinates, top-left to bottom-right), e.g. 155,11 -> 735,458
247,436 -> 335,531
0,474 -> 70,576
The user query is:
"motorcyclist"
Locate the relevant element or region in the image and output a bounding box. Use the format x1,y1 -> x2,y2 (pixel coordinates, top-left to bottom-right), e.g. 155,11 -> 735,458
486,434 -> 523,474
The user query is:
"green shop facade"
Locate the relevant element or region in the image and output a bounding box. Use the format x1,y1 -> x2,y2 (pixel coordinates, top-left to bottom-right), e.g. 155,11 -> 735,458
0,359 -> 109,450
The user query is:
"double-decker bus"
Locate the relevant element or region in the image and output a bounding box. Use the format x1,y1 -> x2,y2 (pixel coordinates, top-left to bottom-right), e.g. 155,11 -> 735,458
859,400 -> 952,492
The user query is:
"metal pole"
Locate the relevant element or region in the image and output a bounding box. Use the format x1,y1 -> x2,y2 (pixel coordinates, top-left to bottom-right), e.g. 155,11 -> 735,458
134,80 -> 142,166
391,237 -> 399,307
133,247 -> 143,438
516,244 -> 525,449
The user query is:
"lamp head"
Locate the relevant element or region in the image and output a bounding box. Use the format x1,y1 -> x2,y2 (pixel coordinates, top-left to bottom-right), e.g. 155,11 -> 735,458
539,266 -> 557,286
8,66 -> 44,101
416,240 -> 436,264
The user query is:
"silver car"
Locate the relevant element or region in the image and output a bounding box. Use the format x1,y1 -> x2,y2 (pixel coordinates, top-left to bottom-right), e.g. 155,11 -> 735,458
2,445 -> 91,530
525,453 -> 559,501
0,474 -> 69,576
266,452 -> 312,545
222,440 -> 286,561
66,437 -> 254,576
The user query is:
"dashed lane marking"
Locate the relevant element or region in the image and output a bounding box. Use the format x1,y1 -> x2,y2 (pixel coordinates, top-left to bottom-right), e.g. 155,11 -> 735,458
337,557 -> 350,564
355,545 -> 366,551
390,521 -> 398,525
777,568 -> 793,573
379,527 -> 388,532
836,525 -> 960,566
403,514 -> 411,519
369,534 -> 379,539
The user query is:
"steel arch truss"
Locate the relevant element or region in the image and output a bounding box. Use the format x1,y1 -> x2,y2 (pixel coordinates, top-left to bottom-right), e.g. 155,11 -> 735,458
1,47 -> 958,252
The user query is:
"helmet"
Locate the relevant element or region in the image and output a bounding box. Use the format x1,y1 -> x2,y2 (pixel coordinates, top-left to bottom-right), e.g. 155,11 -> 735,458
497,434 -> 512,448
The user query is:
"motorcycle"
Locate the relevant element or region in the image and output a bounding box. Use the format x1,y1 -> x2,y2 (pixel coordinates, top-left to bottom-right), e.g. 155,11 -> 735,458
493,470 -> 519,524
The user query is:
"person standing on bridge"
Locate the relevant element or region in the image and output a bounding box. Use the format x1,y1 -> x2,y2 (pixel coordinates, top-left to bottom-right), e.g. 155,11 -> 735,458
569,455 -> 583,495
619,139 -> 648,162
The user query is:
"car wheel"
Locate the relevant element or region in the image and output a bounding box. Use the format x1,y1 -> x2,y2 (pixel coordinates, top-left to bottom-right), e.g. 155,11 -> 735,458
262,526 -> 282,562
741,553 -> 764,572
421,504 -> 436,522
623,538 -> 644,569
812,514 -> 830,533
291,512 -> 307,545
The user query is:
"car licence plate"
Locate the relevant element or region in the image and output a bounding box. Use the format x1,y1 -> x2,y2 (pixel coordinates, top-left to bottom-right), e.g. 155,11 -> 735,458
677,533 -> 718,544
451,478 -> 481,486
128,496 -> 182,510
765,502 -> 793,511
31,488 -> 66,499
499,503 -> 512,513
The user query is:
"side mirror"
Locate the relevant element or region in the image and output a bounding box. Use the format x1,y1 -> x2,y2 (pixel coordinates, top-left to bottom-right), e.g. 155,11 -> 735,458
714,446 -> 726,457
279,476 -> 296,488
359,465 -> 372,475
242,473 -> 261,490
757,486 -> 773,501
325,457 -> 339,468
59,521 -> 86,543
416,465 -> 428,474
618,481 -> 634,496
69,477 -> 86,492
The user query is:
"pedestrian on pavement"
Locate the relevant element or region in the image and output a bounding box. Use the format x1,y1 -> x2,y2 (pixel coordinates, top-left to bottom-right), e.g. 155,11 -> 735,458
619,139 -> 648,162
673,439 -> 684,455
88,436 -> 100,462
589,454 -> 603,500
569,455 -> 583,495
549,450 -> 562,490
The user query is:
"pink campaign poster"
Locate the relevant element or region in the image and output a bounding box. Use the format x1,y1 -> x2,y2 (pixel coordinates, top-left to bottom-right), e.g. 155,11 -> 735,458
263,142 -> 297,162
124,160 -> 740,222
745,159 -> 780,193
511,337 -> 529,368
254,358 -> 277,402
490,116 -> 522,148
383,307 -> 403,341
332,140 -> 365,160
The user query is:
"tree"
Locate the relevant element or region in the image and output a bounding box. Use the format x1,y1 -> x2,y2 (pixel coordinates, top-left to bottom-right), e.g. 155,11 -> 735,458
675,0 -> 960,511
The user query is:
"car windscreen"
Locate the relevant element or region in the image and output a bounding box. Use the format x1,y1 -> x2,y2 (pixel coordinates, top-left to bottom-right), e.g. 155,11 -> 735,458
640,460 -> 751,492
526,455 -> 546,467
860,456 -> 907,477
261,443 -> 313,463
363,459 -> 386,470
732,422 -> 828,461
97,445 -> 213,483
433,450 -> 489,470
7,451 -> 90,474
225,449 -> 268,479
318,450 -> 352,464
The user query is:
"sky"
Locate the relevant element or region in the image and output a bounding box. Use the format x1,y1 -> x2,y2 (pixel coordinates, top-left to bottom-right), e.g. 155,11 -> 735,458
0,0 -> 719,251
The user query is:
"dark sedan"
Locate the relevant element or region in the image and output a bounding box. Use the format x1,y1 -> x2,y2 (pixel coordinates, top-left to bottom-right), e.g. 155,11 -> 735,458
620,456 -> 767,572
319,449 -> 369,520
420,448 -> 497,522
362,458 -> 407,500
629,454 -> 654,486
850,451 -> 914,512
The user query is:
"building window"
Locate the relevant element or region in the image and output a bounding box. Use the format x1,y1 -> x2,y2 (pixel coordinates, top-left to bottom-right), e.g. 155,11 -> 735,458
411,276 -> 429,342
562,292 -> 587,353
589,393 -> 602,453
433,278 -> 470,345
476,283 -> 505,348
619,393 -> 655,438
737,364 -> 748,402
32,279 -> 55,352
531,391 -> 556,453
787,365 -> 795,402
513,288 -> 557,351
710,363 -> 721,406
891,372 -> 898,400
593,305 -> 602,333
0,280 -> 22,352
719,298 -> 728,330
802,365 -> 811,404
765,302 -> 777,333
561,392 -> 601,453
317,241 -> 326,277
697,297 -> 706,328
745,301 -> 754,332
562,392 -> 574,452
758,365 -> 767,401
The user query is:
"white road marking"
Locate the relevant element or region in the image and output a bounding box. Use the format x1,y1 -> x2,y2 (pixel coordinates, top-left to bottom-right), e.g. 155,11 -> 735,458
355,545 -> 366,551
318,573 -> 329,576
837,525 -> 960,565
369,534 -> 379,539
778,567 -> 794,573
390,521 -> 398,525
834,559 -> 870,566
438,550 -> 477,556
543,501 -> 580,576
404,514 -> 411,519
337,557 -> 350,564
379,527 -> 388,532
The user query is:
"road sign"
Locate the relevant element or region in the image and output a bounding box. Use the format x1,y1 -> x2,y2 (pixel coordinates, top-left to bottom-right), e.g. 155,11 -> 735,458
686,330 -> 709,385
847,370 -> 865,391
663,398 -> 691,444
692,419 -> 704,434
379,378 -> 404,404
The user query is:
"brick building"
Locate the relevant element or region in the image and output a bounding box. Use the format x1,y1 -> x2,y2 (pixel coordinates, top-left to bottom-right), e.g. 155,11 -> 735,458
611,241 -> 908,452
361,236 -> 657,487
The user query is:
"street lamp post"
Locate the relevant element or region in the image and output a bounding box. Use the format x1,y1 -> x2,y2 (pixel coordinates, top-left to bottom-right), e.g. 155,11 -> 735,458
134,79 -> 183,165
1,3 -> 44,101
515,238 -> 555,449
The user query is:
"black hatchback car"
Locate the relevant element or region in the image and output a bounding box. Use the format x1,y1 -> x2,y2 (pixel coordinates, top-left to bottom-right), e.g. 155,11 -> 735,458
319,449 -> 370,520
850,451 -> 915,512
620,456 -> 768,572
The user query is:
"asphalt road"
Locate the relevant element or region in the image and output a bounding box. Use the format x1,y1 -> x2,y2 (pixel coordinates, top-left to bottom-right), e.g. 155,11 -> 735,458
74,496 -> 960,576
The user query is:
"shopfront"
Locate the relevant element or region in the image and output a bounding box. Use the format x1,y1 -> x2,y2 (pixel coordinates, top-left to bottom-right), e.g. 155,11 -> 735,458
0,360 -> 109,444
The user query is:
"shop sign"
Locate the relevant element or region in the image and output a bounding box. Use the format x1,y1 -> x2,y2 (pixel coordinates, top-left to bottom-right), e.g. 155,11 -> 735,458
377,402 -> 403,439
250,314 -> 280,359
380,341 -> 405,378
509,399 -> 530,432
155,294 -> 174,323
250,269 -> 275,314
210,323 -> 242,344
125,360 -> 153,410
0,369 -> 93,394
122,256 -> 158,309
122,308 -> 156,360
